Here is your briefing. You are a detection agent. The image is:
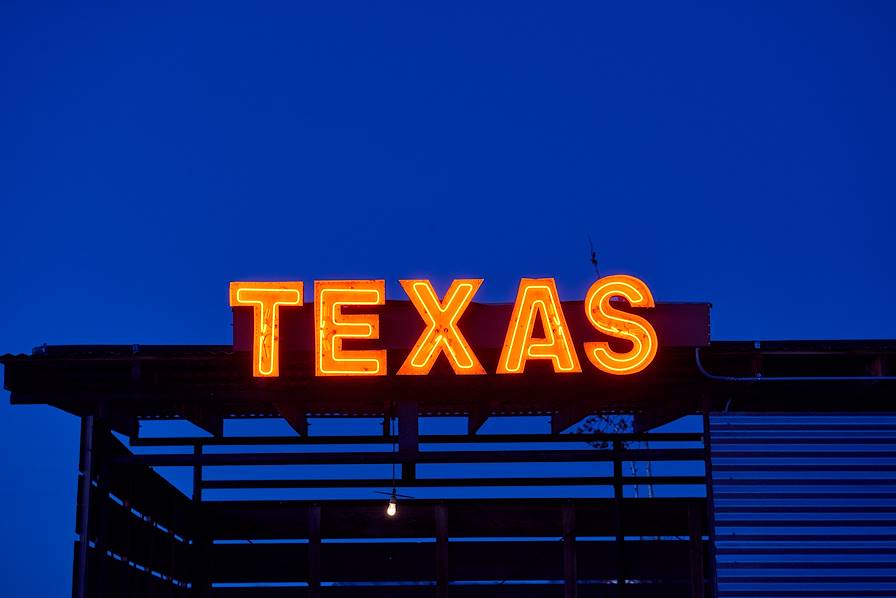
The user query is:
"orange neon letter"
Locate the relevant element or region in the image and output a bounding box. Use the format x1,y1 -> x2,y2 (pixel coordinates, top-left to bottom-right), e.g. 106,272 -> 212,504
584,275 -> 658,375
314,280 -> 386,376
496,278 -> 582,374
229,282 -> 304,377
397,279 -> 485,375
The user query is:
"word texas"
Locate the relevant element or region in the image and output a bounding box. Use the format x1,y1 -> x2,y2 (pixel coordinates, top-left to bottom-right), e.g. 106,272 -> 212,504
230,276 -> 658,378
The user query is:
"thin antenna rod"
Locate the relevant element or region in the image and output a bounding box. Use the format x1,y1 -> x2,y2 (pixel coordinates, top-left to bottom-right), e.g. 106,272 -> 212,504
587,235 -> 600,278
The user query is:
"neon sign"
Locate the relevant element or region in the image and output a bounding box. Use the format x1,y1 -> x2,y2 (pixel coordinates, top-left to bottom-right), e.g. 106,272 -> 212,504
397,279 -> 485,375
496,279 -> 581,374
315,280 -> 386,377
230,276 -> 659,378
584,275 -> 658,375
229,282 -> 303,377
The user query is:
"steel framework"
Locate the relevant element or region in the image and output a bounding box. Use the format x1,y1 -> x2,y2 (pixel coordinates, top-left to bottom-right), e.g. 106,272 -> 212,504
3,339 -> 894,597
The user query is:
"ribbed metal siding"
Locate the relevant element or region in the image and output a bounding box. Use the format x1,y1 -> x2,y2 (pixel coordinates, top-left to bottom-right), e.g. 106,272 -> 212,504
711,414 -> 896,597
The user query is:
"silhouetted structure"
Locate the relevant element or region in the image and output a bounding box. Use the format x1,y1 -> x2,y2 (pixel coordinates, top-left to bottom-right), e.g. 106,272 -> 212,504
3,336 -> 894,597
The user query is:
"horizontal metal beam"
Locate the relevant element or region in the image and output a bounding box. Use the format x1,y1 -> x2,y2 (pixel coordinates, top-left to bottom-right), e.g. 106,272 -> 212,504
113,447 -> 704,467
128,432 -> 704,447
202,496 -> 708,540
714,491 -> 896,500
714,463 -> 896,472
712,432 -> 896,454
714,478 -> 896,486
716,505 -> 896,513
718,518 -> 896,527
710,423 -> 896,431
201,475 -> 707,489
719,561 -> 896,569
718,546 -> 896,555
716,533 -> 896,542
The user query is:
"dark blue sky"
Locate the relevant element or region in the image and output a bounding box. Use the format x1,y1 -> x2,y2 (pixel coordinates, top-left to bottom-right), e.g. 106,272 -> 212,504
2,1 -> 894,595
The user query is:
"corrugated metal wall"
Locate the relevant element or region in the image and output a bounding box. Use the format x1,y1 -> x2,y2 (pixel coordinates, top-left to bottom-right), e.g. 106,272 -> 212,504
711,414 -> 896,597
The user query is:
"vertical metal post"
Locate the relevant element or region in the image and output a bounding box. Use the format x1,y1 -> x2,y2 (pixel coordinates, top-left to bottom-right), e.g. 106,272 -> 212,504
382,402 -> 393,438
562,501 -> 577,598
75,415 -> 95,598
309,504 -> 322,598
192,444 -> 203,502
613,439 -> 625,597
688,504 -> 705,598
191,444 -> 205,597
168,492 -> 177,595
435,504 -> 449,598
93,419 -> 111,598
702,402 -> 719,598
397,401 -> 419,482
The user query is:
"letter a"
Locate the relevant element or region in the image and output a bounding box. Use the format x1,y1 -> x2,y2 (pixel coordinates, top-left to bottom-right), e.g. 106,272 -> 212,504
497,278 -> 581,374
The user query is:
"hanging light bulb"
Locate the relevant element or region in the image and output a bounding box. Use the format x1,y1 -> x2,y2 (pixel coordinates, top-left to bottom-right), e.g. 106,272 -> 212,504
386,496 -> 397,517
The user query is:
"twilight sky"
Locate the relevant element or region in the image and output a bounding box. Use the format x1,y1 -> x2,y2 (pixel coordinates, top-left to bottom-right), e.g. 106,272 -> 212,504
2,1 -> 895,595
